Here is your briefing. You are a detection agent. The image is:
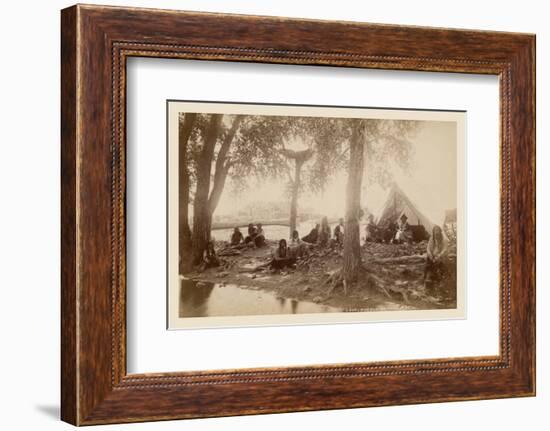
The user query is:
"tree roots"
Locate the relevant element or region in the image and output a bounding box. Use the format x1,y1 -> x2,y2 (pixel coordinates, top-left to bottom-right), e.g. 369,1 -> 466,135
325,265 -> 409,303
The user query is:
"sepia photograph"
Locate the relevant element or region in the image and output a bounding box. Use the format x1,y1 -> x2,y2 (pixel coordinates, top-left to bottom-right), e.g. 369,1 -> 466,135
167,102 -> 464,328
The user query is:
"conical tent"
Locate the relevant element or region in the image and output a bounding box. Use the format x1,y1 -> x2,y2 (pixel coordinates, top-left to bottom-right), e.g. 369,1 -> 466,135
376,183 -> 434,233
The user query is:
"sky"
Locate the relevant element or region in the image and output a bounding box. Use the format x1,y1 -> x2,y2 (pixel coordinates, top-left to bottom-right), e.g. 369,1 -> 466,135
214,119 -> 458,227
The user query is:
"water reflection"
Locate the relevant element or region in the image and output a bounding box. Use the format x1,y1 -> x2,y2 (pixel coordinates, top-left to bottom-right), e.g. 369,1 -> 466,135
179,278 -> 340,318
179,280 -> 215,317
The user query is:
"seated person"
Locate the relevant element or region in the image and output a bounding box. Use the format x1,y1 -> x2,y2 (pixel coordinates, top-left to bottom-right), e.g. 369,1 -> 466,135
317,217 -> 331,247
333,218 -> 344,246
424,225 -> 448,289
394,214 -> 412,244
411,225 -> 429,242
270,239 -> 296,270
301,223 -> 320,244
244,223 -> 257,244
365,214 -> 377,242
383,220 -> 397,243
201,241 -> 220,269
254,223 -> 266,247
230,227 -> 244,246
289,229 -> 308,258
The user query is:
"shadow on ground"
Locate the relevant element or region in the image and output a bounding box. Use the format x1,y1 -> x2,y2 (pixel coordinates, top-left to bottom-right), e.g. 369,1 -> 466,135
35,404 -> 59,421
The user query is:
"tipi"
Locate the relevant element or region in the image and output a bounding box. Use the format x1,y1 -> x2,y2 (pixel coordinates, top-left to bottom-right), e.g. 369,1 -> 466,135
376,183 -> 434,233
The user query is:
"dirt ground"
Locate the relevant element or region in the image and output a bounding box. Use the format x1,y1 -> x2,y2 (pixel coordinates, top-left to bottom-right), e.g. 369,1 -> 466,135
185,239 -> 457,312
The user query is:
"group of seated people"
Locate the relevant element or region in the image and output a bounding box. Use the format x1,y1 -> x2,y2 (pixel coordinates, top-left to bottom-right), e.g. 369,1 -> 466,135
226,213 -> 416,258
203,218 -> 449,291
301,216 -> 345,248
270,220 -> 450,286
267,228 -> 314,270
200,222 -> 267,270
301,214 -> 416,249
269,238 -> 296,270
230,223 -> 266,248
365,213 -> 414,244
224,216 -> 347,271
266,217 -> 345,271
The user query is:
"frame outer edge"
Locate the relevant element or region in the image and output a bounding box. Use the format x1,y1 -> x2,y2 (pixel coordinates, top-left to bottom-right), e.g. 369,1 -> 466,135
61,5 -> 79,426
527,35 -> 536,396
524,35 -> 537,396
501,35 -> 536,396
531,34 -> 536,396
62,4 -> 536,424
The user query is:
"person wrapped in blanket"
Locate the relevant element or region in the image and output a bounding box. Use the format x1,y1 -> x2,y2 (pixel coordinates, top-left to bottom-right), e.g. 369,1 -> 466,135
423,225 -> 448,290
333,218 -> 344,246
244,223 -> 257,244
200,240 -> 220,270
365,214 -> 377,242
301,223 -> 320,244
243,223 -> 266,247
317,216 -> 332,247
288,229 -> 309,259
254,223 -> 266,247
230,227 -> 244,246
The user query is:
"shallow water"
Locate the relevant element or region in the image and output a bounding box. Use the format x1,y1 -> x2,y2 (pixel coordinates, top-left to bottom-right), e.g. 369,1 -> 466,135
179,278 -> 341,318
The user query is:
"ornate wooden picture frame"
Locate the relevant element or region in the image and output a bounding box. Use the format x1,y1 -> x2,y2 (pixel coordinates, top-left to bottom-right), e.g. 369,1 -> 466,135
61,4 -> 535,425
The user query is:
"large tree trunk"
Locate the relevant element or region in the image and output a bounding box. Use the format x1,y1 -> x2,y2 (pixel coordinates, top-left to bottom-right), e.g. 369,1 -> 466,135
179,113 -> 197,274
289,159 -> 305,238
343,120 -> 365,285
282,148 -> 313,238
289,164 -> 300,238
191,114 -> 222,265
205,115 -> 243,241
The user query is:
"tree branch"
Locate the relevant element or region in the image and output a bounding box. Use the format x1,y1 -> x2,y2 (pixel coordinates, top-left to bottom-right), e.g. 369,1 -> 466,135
208,115 -> 244,212
215,115 -> 244,172
334,146 -> 350,164
281,147 -> 314,163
